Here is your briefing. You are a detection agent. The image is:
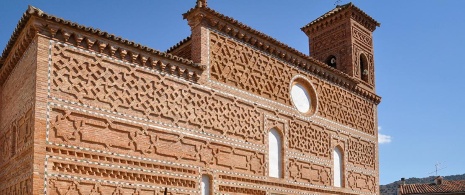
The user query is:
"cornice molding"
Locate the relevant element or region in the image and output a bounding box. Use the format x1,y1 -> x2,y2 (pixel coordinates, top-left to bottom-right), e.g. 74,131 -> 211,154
184,7 -> 381,105
0,19 -> 37,85
301,3 -> 380,34
0,6 -> 205,85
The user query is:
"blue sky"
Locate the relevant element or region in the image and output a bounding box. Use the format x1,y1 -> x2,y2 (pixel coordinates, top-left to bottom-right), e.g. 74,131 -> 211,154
1,0 -> 465,185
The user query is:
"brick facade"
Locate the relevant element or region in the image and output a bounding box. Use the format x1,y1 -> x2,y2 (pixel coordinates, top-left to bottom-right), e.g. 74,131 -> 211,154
0,2 -> 381,195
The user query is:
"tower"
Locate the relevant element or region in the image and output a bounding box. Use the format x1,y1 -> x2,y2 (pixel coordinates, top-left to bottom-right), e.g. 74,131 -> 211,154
302,3 -> 380,90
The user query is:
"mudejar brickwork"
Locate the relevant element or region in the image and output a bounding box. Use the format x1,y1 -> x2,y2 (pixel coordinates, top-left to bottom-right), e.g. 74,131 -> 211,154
0,1 -> 381,194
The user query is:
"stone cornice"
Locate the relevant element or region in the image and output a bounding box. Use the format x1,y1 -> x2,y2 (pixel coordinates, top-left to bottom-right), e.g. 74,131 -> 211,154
184,7 -> 381,105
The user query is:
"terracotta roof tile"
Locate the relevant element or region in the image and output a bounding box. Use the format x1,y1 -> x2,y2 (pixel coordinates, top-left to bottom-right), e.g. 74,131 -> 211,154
166,36 -> 191,53
183,6 -> 356,81
183,5 -> 381,104
400,180 -> 465,194
0,5 -> 201,69
302,2 -> 380,31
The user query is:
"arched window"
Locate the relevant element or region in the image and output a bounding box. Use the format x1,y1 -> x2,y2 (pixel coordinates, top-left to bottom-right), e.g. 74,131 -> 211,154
201,174 -> 211,195
360,54 -> 369,82
333,147 -> 343,187
269,128 -> 283,178
326,55 -> 337,68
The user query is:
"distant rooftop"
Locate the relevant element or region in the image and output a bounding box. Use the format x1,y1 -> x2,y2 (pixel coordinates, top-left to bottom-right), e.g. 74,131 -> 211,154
399,180 -> 465,194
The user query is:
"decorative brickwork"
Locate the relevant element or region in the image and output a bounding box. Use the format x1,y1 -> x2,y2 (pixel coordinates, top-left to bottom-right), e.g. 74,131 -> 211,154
51,43 -> 264,144
302,3 -> 379,89
219,185 -> 267,195
288,120 -> 330,158
46,146 -> 198,174
50,106 -> 266,175
49,161 -> 197,188
210,31 -> 375,135
348,136 -> 376,169
312,78 -> 375,135
1,177 -> 33,195
287,158 -> 331,185
0,2 -> 380,195
0,39 -> 36,195
0,105 -> 34,165
347,171 -> 376,192
353,25 -> 373,49
210,32 -> 293,105
47,177 -> 191,195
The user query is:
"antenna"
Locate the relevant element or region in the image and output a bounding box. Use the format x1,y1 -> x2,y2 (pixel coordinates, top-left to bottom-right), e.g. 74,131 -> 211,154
428,162 -> 447,176
334,0 -> 342,6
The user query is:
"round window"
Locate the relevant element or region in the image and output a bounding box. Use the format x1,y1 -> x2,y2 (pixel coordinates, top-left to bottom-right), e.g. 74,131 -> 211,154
290,77 -> 317,116
291,83 -> 311,113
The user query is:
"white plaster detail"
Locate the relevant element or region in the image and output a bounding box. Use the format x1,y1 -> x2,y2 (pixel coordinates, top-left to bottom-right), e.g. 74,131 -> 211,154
333,147 -> 343,187
291,83 -> 311,113
269,128 -> 282,178
201,174 -> 211,195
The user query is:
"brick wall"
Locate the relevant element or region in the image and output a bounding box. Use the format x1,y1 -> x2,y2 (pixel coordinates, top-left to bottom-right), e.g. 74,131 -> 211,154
207,31 -> 378,194
0,37 -> 37,195
0,5 -> 380,194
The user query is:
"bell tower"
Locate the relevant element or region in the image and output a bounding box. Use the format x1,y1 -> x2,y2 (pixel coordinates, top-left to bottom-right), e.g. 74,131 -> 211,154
301,3 -> 380,90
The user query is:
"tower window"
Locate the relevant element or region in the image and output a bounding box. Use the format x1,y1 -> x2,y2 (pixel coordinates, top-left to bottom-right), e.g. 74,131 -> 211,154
333,147 -> 343,187
268,128 -> 283,178
360,54 -> 369,82
326,55 -> 337,68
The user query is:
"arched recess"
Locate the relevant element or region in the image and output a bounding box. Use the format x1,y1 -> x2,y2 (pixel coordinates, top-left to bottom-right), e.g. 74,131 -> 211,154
269,128 -> 283,178
360,53 -> 369,82
201,174 -> 211,195
325,55 -> 337,68
333,146 -> 344,187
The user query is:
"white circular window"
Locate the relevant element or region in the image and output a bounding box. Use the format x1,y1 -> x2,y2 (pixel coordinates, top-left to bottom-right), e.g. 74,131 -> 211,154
291,83 -> 311,113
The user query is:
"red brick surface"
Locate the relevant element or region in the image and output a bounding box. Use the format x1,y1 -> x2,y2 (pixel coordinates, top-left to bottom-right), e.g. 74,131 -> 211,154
0,3 -> 380,195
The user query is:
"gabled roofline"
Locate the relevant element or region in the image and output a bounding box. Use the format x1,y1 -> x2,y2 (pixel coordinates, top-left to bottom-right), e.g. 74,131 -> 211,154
0,6 -> 203,70
182,6 -> 357,82
183,5 -> 381,104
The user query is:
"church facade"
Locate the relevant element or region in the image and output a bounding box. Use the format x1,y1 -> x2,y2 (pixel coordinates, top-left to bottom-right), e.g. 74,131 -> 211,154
0,1 -> 381,194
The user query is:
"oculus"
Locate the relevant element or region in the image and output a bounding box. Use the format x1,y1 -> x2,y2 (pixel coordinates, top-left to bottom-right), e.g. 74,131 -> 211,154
291,84 -> 311,113
290,77 -> 317,115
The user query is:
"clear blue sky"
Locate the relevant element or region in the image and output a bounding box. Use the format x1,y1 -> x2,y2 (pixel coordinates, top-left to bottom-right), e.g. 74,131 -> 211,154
1,0 -> 465,185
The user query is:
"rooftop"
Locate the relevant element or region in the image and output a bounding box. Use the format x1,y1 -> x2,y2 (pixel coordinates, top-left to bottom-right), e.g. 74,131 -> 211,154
0,6 -> 201,70
301,2 -> 380,32
399,180 -> 465,194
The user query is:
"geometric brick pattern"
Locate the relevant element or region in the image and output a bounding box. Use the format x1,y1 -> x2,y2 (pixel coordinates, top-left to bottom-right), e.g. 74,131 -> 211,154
288,120 -> 331,158
348,136 -> 376,169
210,32 -> 376,135
51,43 -> 264,144
0,2 -> 381,194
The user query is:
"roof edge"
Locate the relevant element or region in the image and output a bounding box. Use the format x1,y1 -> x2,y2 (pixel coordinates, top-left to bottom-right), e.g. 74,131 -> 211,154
182,6 -> 381,104
0,5 -> 204,72
302,2 -> 380,32
166,36 -> 191,53
0,6 -> 35,69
